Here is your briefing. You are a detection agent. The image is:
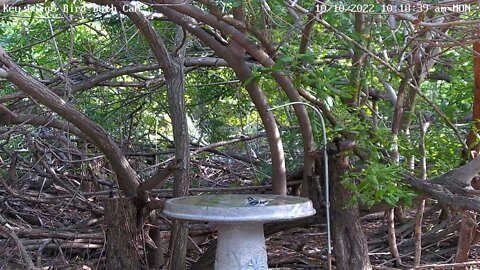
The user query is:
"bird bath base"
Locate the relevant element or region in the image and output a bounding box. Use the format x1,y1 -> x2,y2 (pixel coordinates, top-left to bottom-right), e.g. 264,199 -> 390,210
216,222 -> 266,270
163,194 -> 316,270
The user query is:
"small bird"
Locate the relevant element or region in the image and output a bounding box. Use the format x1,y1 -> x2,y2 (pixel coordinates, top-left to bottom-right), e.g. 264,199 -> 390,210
246,197 -> 272,206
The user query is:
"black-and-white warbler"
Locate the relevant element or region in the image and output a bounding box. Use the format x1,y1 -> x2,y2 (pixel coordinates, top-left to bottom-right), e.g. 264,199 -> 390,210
246,196 -> 272,206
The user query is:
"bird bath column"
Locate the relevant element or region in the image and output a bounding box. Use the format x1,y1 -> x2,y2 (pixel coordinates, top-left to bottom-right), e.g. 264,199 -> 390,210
216,222 -> 267,269
163,194 -> 316,270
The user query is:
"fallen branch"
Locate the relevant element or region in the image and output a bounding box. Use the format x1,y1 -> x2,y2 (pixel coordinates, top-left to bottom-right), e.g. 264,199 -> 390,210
24,242 -> 103,250
416,260 -> 480,269
14,228 -> 103,240
431,156 -> 480,189
147,133 -> 265,169
0,214 -> 38,270
402,175 -> 480,212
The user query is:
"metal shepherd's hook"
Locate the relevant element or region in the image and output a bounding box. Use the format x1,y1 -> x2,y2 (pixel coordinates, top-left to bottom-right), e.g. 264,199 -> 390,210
267,101 -> 332,270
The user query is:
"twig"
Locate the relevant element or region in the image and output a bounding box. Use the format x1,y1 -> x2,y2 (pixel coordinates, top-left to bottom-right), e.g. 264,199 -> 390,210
146,133 -> 264,170
24,242 -> 103,250
36,239 -> 52,268
415,260 -> 480,269
413,112 -> 430,267
0,214 -> 38,270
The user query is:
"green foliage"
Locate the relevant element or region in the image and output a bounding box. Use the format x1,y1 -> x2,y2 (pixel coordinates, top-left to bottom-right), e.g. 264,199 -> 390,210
342,162 -> 416,208
219,0 -> 242,8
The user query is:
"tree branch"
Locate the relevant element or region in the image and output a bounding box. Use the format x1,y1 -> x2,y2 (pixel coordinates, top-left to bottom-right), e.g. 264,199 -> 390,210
404,175 -> 480,212
0,45 -> 140,197
431,156 -> 480,189
136,160 -> 180,206
0,111 -> 88,140
152,3 -> 288,193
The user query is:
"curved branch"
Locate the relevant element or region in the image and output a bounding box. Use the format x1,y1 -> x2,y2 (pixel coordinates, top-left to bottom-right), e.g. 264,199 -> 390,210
0,46 -> 140,197
153,4 -> 288,193
195,0 -> 276,56
431,156 -> 480,189
0,111 -> 88,140
156,0 -> 315,195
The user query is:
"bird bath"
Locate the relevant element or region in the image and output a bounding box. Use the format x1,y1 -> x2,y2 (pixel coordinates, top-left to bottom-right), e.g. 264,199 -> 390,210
163,194 -> 316,270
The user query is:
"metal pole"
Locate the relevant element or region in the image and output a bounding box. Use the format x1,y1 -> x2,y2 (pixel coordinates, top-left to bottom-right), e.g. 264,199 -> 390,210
267,102 -> 332,270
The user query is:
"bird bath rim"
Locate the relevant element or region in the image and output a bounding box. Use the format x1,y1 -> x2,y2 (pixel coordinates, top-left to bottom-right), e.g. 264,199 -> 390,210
163,194 -> 316,223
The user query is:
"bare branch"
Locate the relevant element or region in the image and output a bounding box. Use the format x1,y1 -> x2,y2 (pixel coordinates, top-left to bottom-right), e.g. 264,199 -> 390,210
136,160 -> 181,205
0,45 -> 140,197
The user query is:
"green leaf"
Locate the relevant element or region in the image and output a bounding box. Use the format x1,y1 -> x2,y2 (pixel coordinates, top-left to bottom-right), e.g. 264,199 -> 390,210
28,11 -> 35,25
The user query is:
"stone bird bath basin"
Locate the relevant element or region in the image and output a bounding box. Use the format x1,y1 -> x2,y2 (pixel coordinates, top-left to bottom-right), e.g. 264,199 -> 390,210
163,194 -> 316,270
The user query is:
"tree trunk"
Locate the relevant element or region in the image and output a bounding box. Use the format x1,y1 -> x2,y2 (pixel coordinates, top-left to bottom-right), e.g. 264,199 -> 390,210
466,42 -> 480,152
329,140 -> 371,270
166,31 -> 190,270
455,41 -> 480,270
455,211 -> 476,270
117,5 -> 191,268
348,12 -> 365,107
104,198 -> 143,270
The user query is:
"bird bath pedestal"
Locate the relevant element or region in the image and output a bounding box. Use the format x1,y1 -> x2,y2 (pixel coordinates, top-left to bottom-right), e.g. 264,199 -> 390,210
163,194 -> 316,270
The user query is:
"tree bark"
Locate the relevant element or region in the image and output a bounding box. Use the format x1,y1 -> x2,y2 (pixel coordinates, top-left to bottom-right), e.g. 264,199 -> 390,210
455,211 -> 477,270
388,72 -> 412,265
348,12 -> 365,106
147,212 -> 164,269
466,42 -> 480,152
165,31 -> 190,270
454,42 -> 480,270
328,140 -> 371,270
104,197 -> 143,270
413,112 -> 430,267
